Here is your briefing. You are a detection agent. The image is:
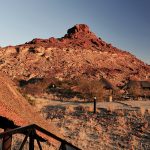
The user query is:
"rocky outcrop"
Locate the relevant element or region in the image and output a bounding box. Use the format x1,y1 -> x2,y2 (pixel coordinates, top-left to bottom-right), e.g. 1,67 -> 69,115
0,24 -> 150,87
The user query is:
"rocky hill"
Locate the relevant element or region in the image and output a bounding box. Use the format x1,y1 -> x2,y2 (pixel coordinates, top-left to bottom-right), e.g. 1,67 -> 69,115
0,24 -> 150,87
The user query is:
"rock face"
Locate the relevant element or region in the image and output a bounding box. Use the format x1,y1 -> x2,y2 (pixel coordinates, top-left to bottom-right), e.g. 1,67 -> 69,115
0,24 -> 150,87
67,24 -> 90,34
62,24 -> 106,49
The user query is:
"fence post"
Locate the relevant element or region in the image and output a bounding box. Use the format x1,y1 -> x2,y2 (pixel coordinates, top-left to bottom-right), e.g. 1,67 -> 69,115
59,142 -> 66,150
29,130 -> 35,150
2,128 -> 12,150
93,97 -> 97,114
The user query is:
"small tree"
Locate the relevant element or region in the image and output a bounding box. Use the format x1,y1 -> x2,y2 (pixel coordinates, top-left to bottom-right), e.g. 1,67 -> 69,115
78,78 -> 104,102
128,82 -> 141,99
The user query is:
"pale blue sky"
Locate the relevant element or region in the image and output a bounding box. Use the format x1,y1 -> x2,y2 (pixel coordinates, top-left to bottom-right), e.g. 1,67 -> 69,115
0,0 -> 150,64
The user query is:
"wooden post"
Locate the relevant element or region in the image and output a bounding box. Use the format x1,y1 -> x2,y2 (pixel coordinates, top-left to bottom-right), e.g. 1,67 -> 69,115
2,128 -> 12,150
36,139 -> 42,150
59,143 -> 66,150
93,97 -> 97,114
19,131 -> 31,150
29,131 -> 34,150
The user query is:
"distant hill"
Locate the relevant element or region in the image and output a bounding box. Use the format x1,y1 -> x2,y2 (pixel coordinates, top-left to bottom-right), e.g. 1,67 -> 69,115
0,24 -> 150,88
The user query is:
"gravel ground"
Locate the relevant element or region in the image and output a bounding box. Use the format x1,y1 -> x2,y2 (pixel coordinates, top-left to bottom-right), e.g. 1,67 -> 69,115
28,96 -> 150,150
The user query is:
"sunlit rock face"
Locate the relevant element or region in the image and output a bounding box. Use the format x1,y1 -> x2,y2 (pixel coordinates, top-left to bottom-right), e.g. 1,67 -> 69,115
0,24 -> 150,87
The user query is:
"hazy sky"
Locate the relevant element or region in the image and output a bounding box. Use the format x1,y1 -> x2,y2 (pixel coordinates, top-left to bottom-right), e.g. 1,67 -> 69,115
0,0 -> 150,64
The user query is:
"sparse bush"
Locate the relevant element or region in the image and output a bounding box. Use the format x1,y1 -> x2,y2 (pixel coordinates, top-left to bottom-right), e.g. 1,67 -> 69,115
78,78 -> 104,102
47,79 -> 81,100
128,82 -> 141,99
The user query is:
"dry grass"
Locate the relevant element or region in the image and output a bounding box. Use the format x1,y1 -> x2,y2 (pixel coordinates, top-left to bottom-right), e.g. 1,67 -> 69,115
11,134 -> 57,150
107,104 -> 116,112
23,96 -> 150,150
23,94 -> 36,106
66,106 -> 74,113
140,107 -> 146,116
0,134 -> 54,150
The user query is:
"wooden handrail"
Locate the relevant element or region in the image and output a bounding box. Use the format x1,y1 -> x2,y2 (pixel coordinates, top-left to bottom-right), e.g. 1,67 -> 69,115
0,124 -> 81,150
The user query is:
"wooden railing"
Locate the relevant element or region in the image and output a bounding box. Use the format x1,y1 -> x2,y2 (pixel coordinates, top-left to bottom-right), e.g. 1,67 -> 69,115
0,124 -> 81,150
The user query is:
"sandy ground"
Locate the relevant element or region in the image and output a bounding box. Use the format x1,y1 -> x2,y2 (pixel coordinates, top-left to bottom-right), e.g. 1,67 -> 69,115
29,95 -> 150,113
25,95 -> 150,150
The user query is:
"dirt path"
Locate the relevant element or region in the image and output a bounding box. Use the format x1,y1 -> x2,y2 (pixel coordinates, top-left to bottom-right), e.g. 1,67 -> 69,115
30,94 -> 150,113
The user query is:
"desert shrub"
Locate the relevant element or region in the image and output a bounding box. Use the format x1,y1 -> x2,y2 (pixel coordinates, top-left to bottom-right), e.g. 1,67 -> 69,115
128,82 -> 141,99
47,79 -> 81,100
112,89 -> 121,101
19,77 -> 61,95
78,78 -> 104,102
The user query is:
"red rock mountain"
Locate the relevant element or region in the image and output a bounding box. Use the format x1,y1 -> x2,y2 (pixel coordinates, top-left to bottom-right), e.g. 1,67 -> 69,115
0,24 -> 150,87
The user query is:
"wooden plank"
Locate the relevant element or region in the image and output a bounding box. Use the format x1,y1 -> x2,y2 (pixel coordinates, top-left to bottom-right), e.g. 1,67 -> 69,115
36,139 -> 43,150
2,128 -> 12,150
19,130 -> 31,150
59,143 -> 66,150
0,124 -> 80,150
29,131 -> 35,150
0,125 -> 34,138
